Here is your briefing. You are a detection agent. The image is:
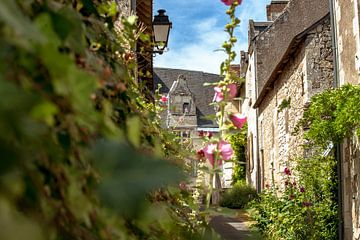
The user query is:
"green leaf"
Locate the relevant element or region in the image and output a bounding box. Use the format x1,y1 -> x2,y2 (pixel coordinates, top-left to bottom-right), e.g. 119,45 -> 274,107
0,0 -> 43,43
91,141 -> 184,217
30,101 -> 58,126
126,116 -> 141,148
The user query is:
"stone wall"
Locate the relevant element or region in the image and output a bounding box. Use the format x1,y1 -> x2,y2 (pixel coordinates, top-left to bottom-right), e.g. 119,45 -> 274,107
257,18 -> 333,186
254,0 -> 329,107
335,0 -> 360,238
305,18 -> 334,100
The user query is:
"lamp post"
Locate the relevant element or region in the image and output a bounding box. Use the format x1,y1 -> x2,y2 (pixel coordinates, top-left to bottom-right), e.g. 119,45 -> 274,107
152,9 -> 172,54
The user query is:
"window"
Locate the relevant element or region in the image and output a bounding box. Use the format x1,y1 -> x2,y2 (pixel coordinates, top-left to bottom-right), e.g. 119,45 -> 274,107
183,102 -> 190,114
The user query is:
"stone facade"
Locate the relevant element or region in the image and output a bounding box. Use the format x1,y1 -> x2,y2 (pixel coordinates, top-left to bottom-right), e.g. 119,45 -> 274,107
154,68 -> 241,188
254,0 -> 329,108
241,0 -> 333,190
333,0 -> 360,238
257,18 -> 334,186
167,75 -> 197,129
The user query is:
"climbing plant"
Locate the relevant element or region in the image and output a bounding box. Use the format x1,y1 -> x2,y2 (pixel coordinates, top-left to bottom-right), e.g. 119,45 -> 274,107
0,0 -> 216,239
250,84 -> 360,239
195,0 -> 247,208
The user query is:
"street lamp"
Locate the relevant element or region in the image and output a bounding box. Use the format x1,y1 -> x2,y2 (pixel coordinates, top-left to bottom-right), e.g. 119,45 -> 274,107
152,9 -> 172,54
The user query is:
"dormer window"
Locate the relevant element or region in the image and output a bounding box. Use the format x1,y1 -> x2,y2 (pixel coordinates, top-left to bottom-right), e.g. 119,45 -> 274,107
183,102 -> 190,114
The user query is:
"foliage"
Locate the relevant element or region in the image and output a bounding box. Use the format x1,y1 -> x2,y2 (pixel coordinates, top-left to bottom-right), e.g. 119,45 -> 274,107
220,182 -> 257,209
297,84 -> 360,147
195,0 -> 244,208
249,85 -> 359,239
229,124 -> 247,183
250,155 -> 338,240
277,98 -> 291,113
0,0 -> 214,239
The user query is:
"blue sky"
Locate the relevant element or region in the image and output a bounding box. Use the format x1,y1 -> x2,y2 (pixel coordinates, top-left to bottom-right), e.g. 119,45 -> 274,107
153,0 -> 270,74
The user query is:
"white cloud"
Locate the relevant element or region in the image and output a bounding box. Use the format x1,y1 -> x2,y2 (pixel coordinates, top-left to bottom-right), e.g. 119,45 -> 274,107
153,0 -> 269,74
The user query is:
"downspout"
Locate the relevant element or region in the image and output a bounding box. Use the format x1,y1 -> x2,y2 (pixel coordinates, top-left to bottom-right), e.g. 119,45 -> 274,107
254,39 -> 262,193
329,0 -> 343,239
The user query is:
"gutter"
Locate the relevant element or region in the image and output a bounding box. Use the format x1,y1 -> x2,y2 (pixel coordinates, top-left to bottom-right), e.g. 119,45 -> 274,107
254,41 -> 262,193
329,0 -> 343,239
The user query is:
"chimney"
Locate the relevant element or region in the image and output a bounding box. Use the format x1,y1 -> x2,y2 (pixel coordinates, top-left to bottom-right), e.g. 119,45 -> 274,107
266,0 -> 289,21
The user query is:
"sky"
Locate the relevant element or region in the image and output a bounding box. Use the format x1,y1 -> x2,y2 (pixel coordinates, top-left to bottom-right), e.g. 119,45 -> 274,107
153,0 -> 270,74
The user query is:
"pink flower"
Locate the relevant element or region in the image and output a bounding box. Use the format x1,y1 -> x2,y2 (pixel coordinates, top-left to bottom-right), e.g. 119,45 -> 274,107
284,167 -> 291,176
219,140 -> 233,161
214,84 -> 237,102
179,182 -> 187,191
230,113 -> 247,129
196,149 -> 205,160
206,132 -> 213,139
221,0 -> 242,6
204,143 -> 217,166
203,140 -> 233,166
160,95 -> 168,103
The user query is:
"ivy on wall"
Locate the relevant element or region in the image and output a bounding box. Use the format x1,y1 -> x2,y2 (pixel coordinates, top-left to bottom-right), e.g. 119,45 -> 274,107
0,1 -> 215,239
250,84 -> 360,239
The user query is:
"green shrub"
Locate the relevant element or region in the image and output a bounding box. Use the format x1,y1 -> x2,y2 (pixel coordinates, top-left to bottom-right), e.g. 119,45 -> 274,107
220,182 -> 257,209
250,156 -> 338,240
229,125 -> 247,184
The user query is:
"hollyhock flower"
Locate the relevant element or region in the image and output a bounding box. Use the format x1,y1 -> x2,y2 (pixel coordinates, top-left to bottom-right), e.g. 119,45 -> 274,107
198,130 -> 205,137
221,0 -> 234,5
214,83 -> 237,102
179,182 -> 187,190
203,143 -> 217,166
203,140 -> 233,166
284,167 -> 291,176
230,113 -> 247,129
219,140 -> 233,160
206,132 -> 213,139
160,95 -> 168,103
196,149 -> 205,160
221,0 -> 242,6
300,187 -> 305,193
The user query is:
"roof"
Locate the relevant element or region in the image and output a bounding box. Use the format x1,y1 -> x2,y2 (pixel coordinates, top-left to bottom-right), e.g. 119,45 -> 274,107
253,0 -> 329,107
154,68 -> 220,128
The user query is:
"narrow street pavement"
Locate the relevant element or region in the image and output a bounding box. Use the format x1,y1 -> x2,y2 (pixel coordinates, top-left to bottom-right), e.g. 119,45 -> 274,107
209,211 -> 262,240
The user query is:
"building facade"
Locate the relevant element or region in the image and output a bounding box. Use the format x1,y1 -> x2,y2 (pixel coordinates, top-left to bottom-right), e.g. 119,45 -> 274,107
154,68 -> 239,188
241,0 -> 333,189
332,0 -> 360,238
240,0 -> 360,238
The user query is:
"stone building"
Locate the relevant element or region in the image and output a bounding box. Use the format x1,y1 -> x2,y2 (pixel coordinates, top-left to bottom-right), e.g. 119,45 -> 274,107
241,0 -> 333,189
116,0 -> 155,94
154,68 -> 238,187
332,0 -> 360,238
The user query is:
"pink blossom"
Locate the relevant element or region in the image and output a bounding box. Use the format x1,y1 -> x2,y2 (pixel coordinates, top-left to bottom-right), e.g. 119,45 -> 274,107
230,113 -> 247,129
284,167 -> 291,176
198,130 -> 205,137
203,140 -> 233,166
221,0 -> 242,6
196,149 -> 205,160
160,95 -> 168,103
207,132 -> 213,139
179,182 -> 187,190
203,143 -> 217,166
214,84 -> 237,102
219,140 -> 233,160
